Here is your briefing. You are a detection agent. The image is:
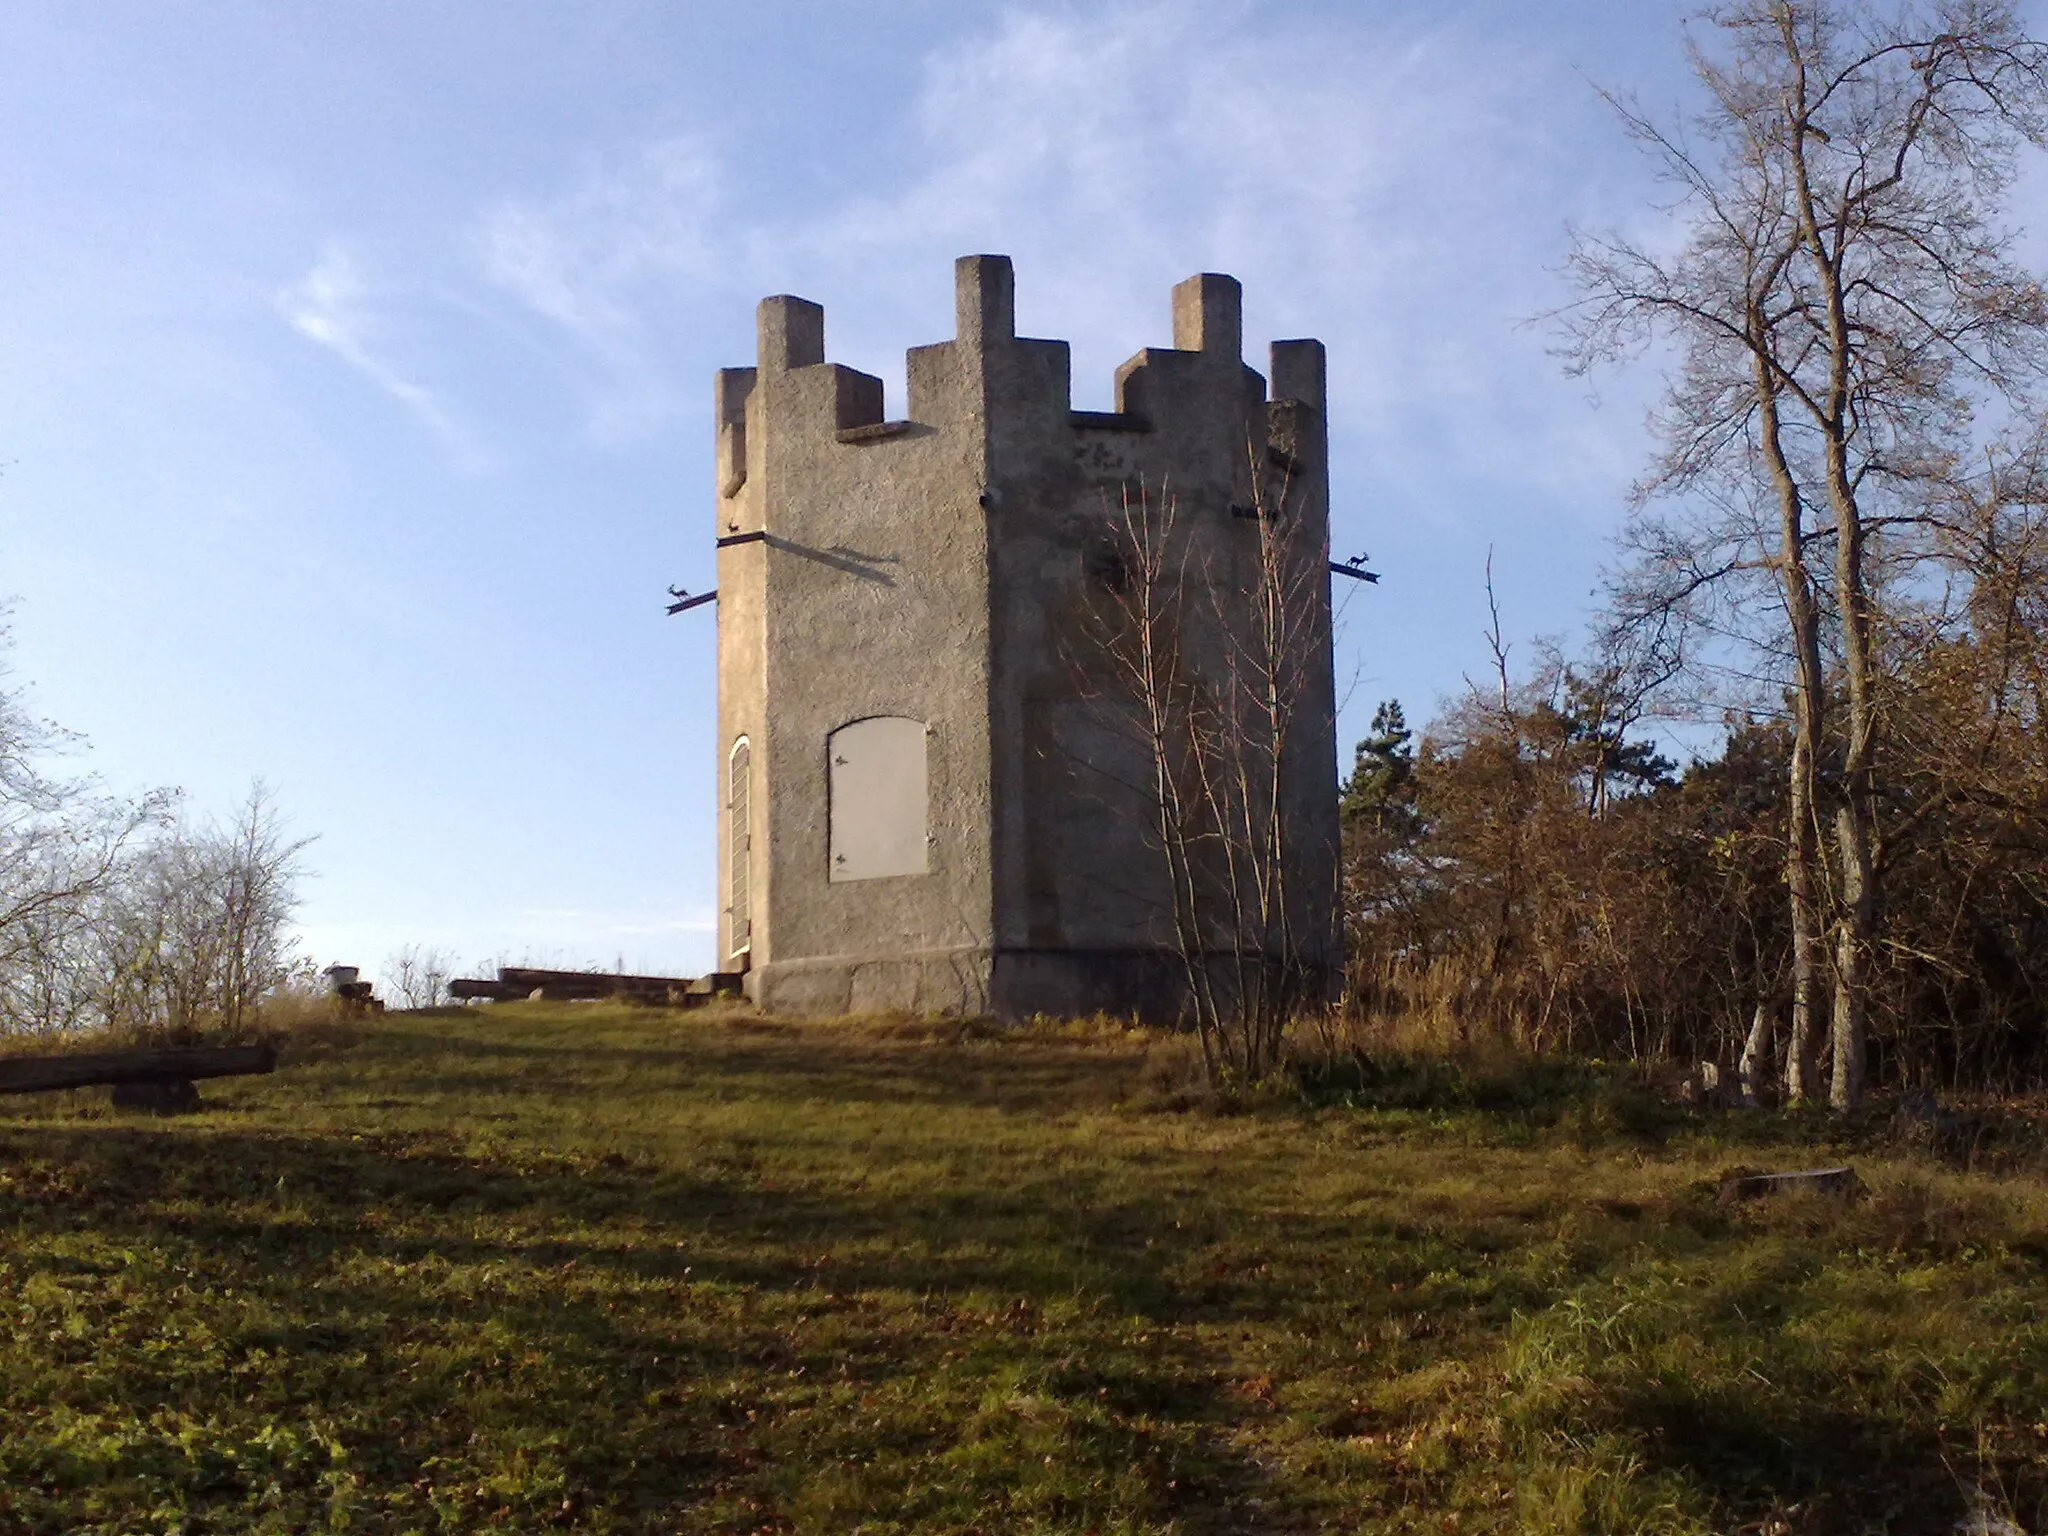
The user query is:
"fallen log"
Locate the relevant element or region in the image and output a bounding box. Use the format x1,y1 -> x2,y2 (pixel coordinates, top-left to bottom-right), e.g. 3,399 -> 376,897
498,966 -> 719,1000
1717,1166 -> 1860,1204
0,1043 -> 277,1095
449,967 -> 744,1006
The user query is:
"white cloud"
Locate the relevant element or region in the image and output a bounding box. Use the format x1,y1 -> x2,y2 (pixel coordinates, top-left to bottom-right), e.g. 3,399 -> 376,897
460,0 -> 1645,513
473,136 -> 728,438
478,136 -> 725,338
277,245 -> 492,471
771,1 -> 1646,519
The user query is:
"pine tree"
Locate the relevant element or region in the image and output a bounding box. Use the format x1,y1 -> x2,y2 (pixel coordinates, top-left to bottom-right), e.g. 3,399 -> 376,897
1341,701 -> 1418,837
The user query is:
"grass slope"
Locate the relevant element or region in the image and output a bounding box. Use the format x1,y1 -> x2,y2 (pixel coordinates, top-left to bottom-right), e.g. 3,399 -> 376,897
2,1005 -> 2045,1534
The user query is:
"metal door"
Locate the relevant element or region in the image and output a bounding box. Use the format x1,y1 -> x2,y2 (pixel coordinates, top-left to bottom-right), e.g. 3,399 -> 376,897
828,716 -> 928,881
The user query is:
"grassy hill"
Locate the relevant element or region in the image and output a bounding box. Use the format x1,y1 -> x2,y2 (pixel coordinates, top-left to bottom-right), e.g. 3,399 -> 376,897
2,1005 -> 2045,1534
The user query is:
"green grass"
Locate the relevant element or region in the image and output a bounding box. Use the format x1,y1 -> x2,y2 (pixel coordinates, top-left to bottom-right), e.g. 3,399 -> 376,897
3,1005 -> 2046,1534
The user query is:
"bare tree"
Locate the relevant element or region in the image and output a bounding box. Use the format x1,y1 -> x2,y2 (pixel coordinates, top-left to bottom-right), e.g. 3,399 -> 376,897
0,617 -> 171,1033
383,944 -> 455,1011
100,785 -> 313,1037
1079,442 -> 1337,1083
0,617 -> 315,1040
211,783 -> 312,1033
1563,0 -> 2048,1106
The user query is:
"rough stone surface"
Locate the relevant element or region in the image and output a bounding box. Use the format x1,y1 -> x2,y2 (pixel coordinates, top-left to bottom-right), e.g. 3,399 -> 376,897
713,255 -> 1341,1019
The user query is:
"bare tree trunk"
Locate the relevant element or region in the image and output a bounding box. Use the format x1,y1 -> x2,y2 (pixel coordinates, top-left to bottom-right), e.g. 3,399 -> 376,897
1783,720 -> 1824,1102
1480,556 -> 1525,1037
1830,807 -> 1873,1107
1114,486 -> 1225,1063
1786,18 -> 1878,1110
1755,347 -> 1829,1104
1820,421 -> 1878,1109
1738,999 -> 1773,1107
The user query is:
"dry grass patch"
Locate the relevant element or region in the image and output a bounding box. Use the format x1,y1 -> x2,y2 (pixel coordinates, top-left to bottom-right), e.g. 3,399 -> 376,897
1,1004 -> 2044,1533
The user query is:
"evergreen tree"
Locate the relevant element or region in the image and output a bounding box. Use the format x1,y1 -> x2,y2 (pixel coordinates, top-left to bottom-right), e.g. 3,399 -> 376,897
1341,701 -> 1418,837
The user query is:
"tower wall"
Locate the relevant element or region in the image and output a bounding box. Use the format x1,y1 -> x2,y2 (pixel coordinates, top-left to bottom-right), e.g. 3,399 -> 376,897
981,271 -> 1340,1017
714,282 -> 999,1014
713,256 -> 1340,1019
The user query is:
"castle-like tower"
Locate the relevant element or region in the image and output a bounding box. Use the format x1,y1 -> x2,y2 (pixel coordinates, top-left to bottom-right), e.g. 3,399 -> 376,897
713,255 -> 1339,1018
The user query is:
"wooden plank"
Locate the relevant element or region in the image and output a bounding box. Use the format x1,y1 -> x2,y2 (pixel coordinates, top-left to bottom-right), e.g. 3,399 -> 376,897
0,1043 -> 277,1095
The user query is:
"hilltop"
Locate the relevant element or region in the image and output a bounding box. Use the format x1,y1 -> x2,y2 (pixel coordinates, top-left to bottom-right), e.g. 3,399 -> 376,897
3,1005 -> 2044,1533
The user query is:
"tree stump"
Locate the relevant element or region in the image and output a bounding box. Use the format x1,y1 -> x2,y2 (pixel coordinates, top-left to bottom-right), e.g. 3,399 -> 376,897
110,1079 -> 202,1115
1717,1166 -> 1860,1204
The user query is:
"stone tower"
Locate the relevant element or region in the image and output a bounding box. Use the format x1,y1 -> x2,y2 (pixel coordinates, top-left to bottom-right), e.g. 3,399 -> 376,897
712,255 -> 1339,1018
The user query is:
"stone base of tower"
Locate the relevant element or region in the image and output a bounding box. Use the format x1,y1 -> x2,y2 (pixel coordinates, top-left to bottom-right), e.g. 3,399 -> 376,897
745,947 -> 996,1017
745,945 -> 1332,1023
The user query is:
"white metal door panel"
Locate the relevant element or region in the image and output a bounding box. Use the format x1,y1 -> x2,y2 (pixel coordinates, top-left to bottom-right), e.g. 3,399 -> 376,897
828,716 -> 928,881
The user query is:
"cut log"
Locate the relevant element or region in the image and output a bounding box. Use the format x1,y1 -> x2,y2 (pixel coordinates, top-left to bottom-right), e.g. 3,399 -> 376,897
1717,1166 -> 1859,1204
449,968 -> 746,1007
499,967 -> 699,1000
0,1043 -> 277,1095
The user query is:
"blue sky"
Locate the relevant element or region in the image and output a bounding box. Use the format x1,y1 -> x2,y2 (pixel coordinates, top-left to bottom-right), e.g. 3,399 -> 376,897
4,0 -> 1742,981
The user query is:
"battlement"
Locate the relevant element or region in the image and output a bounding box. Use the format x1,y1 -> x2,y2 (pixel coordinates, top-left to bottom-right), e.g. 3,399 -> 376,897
714,256 -> 1324,495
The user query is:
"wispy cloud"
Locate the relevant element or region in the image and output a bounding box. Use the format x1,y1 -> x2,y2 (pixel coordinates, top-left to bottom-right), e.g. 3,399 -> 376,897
478,136 -> 725,338
473,137 -> 728,438
268,0 -> 1652,540
278,245 -> 492,470
460,2 -> 1641,508
836,0 -> 1627,489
